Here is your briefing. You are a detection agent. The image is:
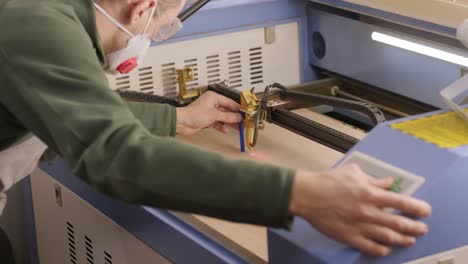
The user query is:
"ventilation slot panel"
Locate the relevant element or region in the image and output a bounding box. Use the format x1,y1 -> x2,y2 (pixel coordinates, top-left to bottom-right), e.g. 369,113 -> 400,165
83,235 -> 94,264
138,66 -> 155,94
65,222 -> 117,264
161,62 -> 177,98
115,75 -> 131,91
228,51 -> 243,89
206,54 -> 221,84
184,58 -> 199,89
104,251 -> 113,264
67,222 -> 77,264
105,22 -> 301,96
249,47 -> 264,86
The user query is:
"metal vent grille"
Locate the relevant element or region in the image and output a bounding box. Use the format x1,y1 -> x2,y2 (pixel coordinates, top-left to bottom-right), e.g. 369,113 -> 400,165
228,51 -> 242,89
67,222 -> 77,264
104,251 -> 113,264
161,62 -> 177,98
66,222 -> 116,264
85,235 -> 94,264
206,54 -> 221,84
106,22 -> 300,95
138,66 -> 154,94
184,58 -> 199,89
249,47 -> 264,85
115,75 -> 131,91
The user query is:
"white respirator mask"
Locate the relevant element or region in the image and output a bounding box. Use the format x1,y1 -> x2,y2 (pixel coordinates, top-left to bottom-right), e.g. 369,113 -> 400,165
94,3 -> 182,75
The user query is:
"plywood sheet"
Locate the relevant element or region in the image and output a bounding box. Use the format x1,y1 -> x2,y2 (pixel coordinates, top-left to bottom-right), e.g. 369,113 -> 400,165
179,118 -> 344,171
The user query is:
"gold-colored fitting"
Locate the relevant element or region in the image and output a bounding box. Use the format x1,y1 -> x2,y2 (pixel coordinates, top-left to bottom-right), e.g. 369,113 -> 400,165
177,68 -> 200,101
240,88 -> 261,150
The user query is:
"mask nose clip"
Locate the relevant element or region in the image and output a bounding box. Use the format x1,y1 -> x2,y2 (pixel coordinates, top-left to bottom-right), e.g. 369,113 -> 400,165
116,57 -> 138,74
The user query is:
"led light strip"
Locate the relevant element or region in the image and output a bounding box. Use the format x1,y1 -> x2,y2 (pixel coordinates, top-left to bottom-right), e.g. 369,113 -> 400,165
371,31 -> 468,67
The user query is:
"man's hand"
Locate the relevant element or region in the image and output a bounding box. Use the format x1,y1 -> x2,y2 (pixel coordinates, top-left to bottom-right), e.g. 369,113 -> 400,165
289,164 -> 432,257
176,91 -> 242,135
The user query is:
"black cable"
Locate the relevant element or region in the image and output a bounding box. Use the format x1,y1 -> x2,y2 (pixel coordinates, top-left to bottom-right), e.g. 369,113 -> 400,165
249,83 -> 289,147
117,90 -> 182,107
259,83 -> 288,121
178,0 -> 212,22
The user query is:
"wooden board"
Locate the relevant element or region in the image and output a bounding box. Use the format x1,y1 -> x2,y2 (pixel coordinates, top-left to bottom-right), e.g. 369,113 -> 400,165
176,109 -> 360,262
179,111 -> 348,171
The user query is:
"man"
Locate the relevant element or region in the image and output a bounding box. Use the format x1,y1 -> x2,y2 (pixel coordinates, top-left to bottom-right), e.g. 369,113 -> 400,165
0,0 -> 431,259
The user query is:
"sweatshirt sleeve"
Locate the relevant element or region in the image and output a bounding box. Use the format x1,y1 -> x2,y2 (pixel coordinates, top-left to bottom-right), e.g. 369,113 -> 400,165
126,101 -> 177,137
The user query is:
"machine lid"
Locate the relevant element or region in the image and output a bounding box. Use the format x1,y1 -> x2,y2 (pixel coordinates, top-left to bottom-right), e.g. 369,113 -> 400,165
342,0 -> 468,29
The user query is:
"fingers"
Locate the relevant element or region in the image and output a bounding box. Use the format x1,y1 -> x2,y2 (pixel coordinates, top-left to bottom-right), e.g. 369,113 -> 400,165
211,122 -> 229,133
218,107 -> 241,130
372,190 -> 432,218
216,111 -> 242,124
218,106 -> 234,113
215,93 -> 241,112
348,164 -> 431,217
212,122 -> 239,133
360,224 -> 416,248
348,235 -> 391,257
379,212 -> 428,236
204,91 -> 242,124
359,207 -> 428,236
229,123 -> 239,131
369,177 -> 394,189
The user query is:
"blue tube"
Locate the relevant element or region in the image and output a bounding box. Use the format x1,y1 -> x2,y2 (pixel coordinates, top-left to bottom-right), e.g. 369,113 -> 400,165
239,112 -> 245,152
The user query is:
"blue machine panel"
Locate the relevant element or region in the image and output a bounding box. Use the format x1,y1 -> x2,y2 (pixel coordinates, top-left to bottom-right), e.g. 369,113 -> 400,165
39,160 -> 249,264
268,109 -> 468,264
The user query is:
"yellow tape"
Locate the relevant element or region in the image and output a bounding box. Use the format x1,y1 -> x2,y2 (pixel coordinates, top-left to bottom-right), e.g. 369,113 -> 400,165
391,110 -> 468,148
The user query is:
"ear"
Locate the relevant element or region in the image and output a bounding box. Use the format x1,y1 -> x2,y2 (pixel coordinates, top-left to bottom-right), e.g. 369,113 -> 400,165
128,0 -> 157,25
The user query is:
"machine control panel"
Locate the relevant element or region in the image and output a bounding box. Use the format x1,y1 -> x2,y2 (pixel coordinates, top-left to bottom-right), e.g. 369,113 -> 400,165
339,151 -> 425,195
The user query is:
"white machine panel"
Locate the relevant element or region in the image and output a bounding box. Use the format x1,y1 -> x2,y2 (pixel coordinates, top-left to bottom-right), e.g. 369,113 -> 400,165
31,169 -> 171,264
107,22 -> 301,97
405,245 -> 468,264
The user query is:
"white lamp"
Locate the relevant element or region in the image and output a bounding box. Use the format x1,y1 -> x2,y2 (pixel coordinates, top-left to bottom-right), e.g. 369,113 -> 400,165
371,25 -> 468,122
371,31 -> 468,67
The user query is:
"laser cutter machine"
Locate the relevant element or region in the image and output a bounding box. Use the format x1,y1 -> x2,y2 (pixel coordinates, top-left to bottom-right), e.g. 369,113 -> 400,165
27,0 -> 468,263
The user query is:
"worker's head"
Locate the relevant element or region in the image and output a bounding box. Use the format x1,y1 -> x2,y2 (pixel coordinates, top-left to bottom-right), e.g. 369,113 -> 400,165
94,0 -> 189,74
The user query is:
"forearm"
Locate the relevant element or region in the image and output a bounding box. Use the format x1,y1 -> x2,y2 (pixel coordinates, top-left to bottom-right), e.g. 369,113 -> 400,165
175,107 -> 193,135
76,122 -> 296,228
288,170 -> 317,218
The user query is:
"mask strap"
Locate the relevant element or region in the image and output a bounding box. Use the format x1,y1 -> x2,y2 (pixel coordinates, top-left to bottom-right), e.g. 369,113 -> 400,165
93,3 -> 136,38
143,6 -> 157,34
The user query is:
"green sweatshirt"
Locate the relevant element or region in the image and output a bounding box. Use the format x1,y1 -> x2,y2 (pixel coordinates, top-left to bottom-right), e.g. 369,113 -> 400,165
0,0 -> 294,228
